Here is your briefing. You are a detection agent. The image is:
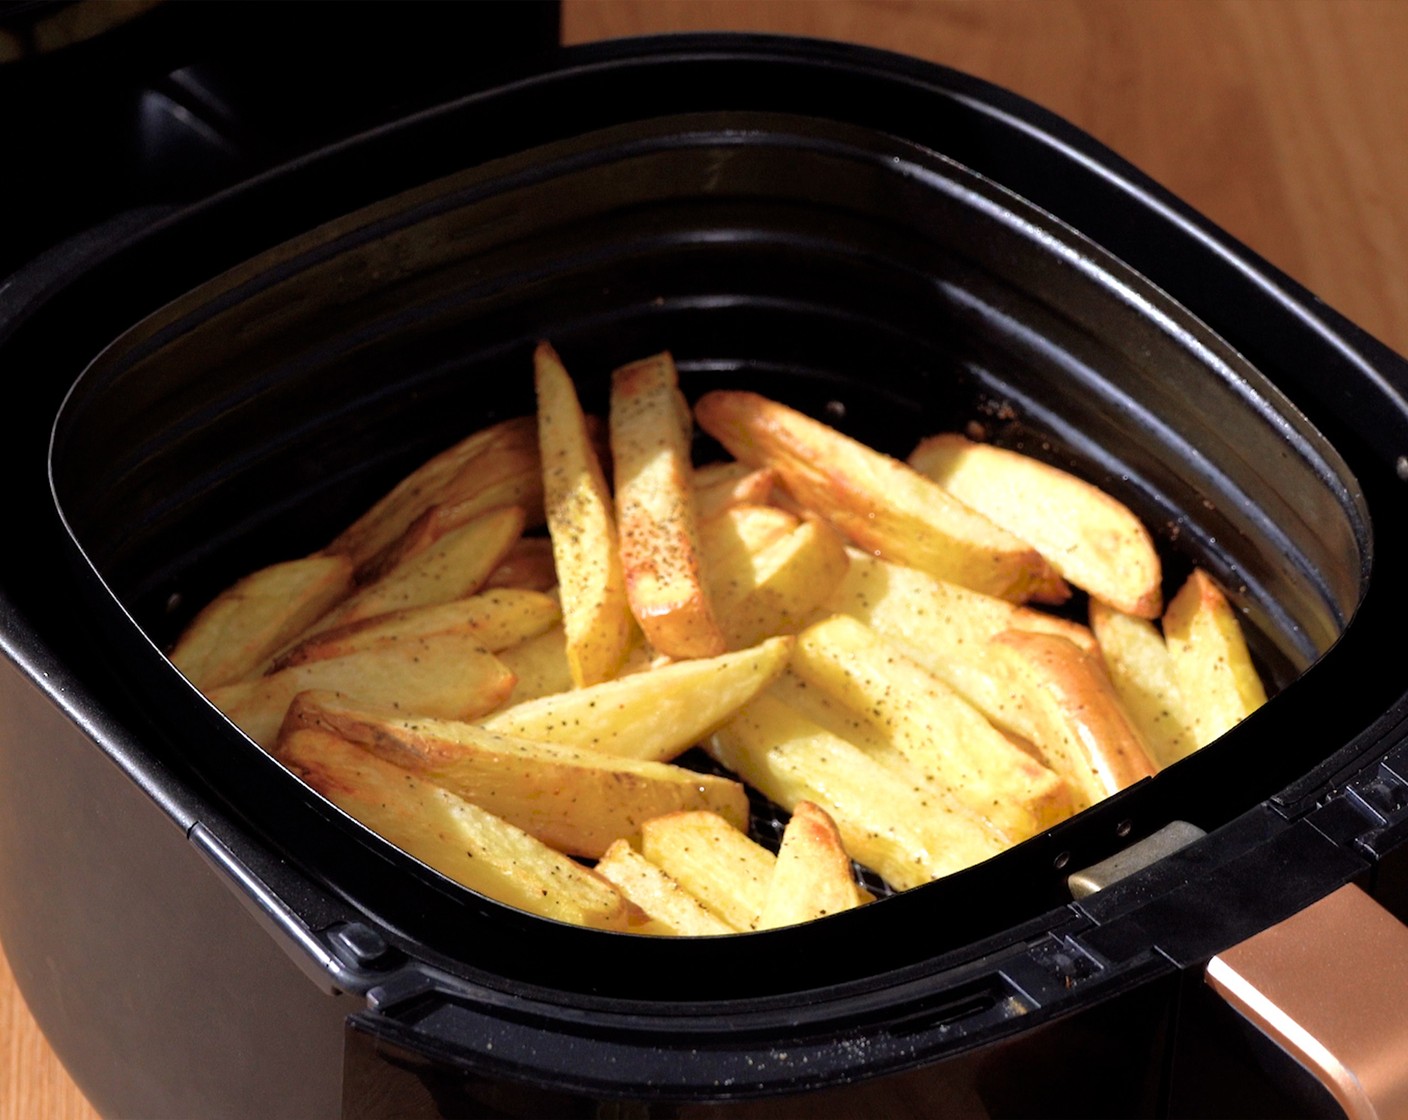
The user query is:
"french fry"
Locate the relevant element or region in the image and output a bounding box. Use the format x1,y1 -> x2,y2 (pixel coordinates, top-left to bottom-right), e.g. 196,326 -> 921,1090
480,636 -> 793,762
535,341 -> 634,686
1089,600 -> 1201,768
693,390 -> 1066,604
283,690 -> 750,859
271,588 -> 560,671
908,433 -> 1162,618
639,811 -> 776,931
594,839 -> 738,936
326,415 -> 538,574
1162,569 -> 1267,746
705,515 -> 850,650
311,505 -> 525,633
821,550 -> 1096,741
985,630 -> 1159,810
611,353 -> 726,658
792,615 -> 1072,840
276,727 -> 656,933
494,625 -> 575,705
756,801 -> 863,929
205,631 -> 516,750
169,554 -> 354,690
693,461 -> 778,520
483,537 -> 558,592
708,691 -> 1008,891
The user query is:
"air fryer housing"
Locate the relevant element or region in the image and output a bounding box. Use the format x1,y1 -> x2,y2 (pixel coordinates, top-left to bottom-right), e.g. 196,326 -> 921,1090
4,34 -> 1408,1119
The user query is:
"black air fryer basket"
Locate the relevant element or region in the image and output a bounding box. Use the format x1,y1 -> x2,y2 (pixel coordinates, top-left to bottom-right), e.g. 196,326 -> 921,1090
4,34 -> 1408,1120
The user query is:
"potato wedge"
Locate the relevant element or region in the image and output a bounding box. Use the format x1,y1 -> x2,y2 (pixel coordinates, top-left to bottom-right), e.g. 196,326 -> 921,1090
693,461 -> 778,520
1162,569 -> 1267,746
535,341 -> 634,686
611,353 -> 726,658
205,631 -> 516,750
985,630 -> 1159,810
169,554 -> 354,690
706,515 -> 850,650
708,691 -> 1008,891
312,505 -> 524,632
326,415 -> 537,574
908,433 -> 1161,618
494,624 -> 576,705
639,811 -> 776,931
271,588 -> 560,671
480,636 -> 793,762
283,691 -> 749,859
276,727 -> 654,932
756,801 -> 863,929
693,390 -> 1066,603
1089,600 -> 1201,768
483,537 -> 558,592
594,839 -> 738,936
792,615 -> 1072,840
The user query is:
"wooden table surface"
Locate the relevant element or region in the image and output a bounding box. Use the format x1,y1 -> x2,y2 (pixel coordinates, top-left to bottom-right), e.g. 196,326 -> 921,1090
4,2 -> 1406,1118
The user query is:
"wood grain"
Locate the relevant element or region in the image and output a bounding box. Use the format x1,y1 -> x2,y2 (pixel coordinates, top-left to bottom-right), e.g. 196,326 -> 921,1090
4,2 -> 1405,1117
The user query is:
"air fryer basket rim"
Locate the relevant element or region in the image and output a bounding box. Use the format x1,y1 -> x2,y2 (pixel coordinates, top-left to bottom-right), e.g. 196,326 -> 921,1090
8,31 -> 1408,1101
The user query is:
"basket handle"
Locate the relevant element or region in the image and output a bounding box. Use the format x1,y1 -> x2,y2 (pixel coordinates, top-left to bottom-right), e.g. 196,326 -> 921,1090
1205,882 -> 1408,1120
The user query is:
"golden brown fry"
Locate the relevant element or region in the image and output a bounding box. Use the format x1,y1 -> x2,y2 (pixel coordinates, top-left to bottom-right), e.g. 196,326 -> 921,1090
271,588 -> 560,671
493,625 -> 576,705
169,554 -> 354,690
693,461 -> 778,520
594,839 -> 738,936
283,690 -> 750,859
985,630 -> 1159,811
639,811 -> 775,931
312,505 -> 524,632
611,353 -> 726,658
708,691 -> 1008,891
909,433 -> 1162,618
792,615 -> 1072,840
481,636 -> 793,762
205,631 -> 516,750
693,390 -> 1066,603
483,537 -> 558,592
535,340 -> 634,686
1162,569 -> 1268,746
756,801 -> 863,929
1089,600 -> 1201,768
276,727 -> 656,933
325,415 -> 537,574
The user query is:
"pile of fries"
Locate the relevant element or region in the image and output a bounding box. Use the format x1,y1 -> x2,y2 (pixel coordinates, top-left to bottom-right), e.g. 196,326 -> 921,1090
170,343 -> 1268,935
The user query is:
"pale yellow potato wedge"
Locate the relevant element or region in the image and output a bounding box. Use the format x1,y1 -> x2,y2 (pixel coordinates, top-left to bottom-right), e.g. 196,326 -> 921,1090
312,505 -> 524,633
611,353 -> 726,658
204,631 -> 516,750
693,461 -> 778,520
705,516 -> 850,650
494,625 -> 575,705
535,340 -> 633,686
908,433 -> 1161,618
271,588 -> 560,671
693,390 -> 1066,604
277,727 -> 656,933
639,811 -> 776,931
594,839 -> 738,936
1089,600 -> 1201,768
792,615 -> 1072,840
985,630 -> 1159,811
756,801 -> 863,929
480,636 -> 793,762
708,691 -> 1008,891
283,691 -> 749,859
169,554 -> 354,690
1162,569 -> 1268,746
326,415 -> 537,574
483,537 -> 558,592
698,503 -> 799,570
